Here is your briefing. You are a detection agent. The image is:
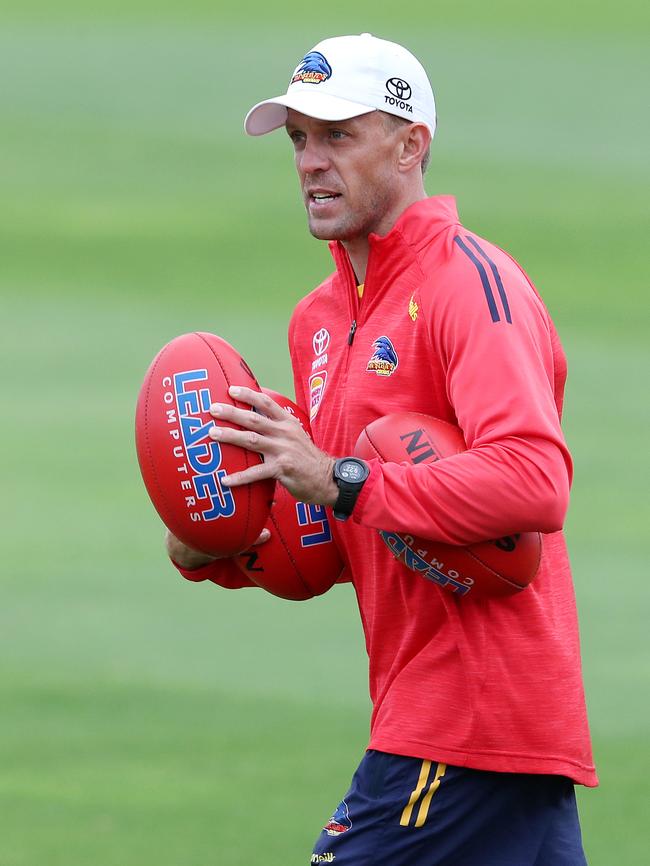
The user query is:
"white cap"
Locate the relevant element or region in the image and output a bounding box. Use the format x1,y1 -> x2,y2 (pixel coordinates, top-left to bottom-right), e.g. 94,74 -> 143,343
244,34 -> 436,139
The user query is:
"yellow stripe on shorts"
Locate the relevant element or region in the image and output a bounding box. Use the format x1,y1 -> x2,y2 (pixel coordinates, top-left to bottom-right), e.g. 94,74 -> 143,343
399,760 -> 431,826
414,763 -> 446,828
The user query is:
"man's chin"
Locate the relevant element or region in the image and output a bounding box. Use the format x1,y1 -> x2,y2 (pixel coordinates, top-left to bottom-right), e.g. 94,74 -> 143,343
307,216 -> 354,242
307,218 -> 337,241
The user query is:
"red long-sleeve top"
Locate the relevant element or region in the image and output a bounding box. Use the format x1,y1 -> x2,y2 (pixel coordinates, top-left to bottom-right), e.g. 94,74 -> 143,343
177,196 -> 597,786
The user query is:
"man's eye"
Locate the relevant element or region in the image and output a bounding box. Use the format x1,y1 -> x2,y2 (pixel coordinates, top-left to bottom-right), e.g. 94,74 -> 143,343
330,130 -> 346,140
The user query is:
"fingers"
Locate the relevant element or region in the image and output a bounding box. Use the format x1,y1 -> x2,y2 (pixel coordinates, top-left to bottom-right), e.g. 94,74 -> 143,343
213,386 -> 293,424
209,386 -> 304,463
165,529 -> 219,569
210,401 -> 271,434
254,528 -> 271,546
209,422 -> 269,453
221,460 -> 278,488
207,385 -> 329,500
209,388 -> 300,443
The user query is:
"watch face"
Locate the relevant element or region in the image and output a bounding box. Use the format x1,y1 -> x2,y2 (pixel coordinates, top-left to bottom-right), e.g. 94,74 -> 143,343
339,459 -> 365,482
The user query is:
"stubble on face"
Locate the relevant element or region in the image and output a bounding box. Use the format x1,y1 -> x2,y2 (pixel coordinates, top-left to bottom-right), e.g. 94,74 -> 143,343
306,175 -> 395,243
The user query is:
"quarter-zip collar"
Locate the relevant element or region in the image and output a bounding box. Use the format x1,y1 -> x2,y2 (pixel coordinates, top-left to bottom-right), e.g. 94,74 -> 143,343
328,196 -> 460,305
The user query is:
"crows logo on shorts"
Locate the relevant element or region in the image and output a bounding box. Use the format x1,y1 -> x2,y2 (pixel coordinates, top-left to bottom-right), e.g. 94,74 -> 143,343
324,799 -> 352,836
291,51 -> 332,85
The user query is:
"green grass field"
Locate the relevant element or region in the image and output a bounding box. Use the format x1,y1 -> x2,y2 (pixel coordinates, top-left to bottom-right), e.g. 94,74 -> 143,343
1,2 -> 648,863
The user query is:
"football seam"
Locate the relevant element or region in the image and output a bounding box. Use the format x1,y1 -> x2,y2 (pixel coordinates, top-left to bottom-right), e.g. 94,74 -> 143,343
463,541 -> 537,590
360,429 -> 387,463
268,509 -> 314,597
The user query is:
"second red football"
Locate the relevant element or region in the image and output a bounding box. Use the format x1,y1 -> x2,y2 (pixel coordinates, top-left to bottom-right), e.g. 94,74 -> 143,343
355,412 -> 541,599
234,391 -> 344,600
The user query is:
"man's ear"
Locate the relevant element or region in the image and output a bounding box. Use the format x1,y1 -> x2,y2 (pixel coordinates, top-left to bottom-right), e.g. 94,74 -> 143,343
398,123 -> 431,173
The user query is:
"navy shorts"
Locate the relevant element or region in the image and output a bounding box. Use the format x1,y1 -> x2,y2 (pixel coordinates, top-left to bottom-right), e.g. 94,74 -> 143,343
310,750 -> 587,866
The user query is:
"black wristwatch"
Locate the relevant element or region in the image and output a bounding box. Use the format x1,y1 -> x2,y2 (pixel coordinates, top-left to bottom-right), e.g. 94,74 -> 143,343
332,457 -> 370,521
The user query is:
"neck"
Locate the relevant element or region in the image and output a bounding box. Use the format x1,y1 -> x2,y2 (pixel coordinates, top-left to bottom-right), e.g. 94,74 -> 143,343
341,186 -> 427,284
342,237 -> 370,285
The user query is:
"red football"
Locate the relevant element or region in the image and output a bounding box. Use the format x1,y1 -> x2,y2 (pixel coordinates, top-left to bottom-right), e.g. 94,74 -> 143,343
135,332 -> 275,556
354,412 -> 541,599
235,392 -> 344,600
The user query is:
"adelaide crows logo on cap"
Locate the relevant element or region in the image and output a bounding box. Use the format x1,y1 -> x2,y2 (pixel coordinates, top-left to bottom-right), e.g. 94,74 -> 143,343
291,51 -> 332,85
366,336 -> 399,376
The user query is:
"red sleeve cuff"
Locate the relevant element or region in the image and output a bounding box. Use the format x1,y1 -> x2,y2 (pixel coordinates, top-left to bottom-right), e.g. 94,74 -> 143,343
352,458 -> 382,524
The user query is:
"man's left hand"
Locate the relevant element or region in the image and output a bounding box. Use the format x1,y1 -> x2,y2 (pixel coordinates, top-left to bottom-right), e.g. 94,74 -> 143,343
209,386 -> 338,506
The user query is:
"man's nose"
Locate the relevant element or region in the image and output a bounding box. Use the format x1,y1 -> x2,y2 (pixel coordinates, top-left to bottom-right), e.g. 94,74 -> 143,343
298,137 -> 330,174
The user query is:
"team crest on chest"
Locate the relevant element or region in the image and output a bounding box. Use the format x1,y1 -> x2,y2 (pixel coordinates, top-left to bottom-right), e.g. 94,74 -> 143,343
366,335 -> 399,377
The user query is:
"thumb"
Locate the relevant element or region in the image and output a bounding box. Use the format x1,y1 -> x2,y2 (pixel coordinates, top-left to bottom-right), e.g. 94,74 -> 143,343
253,527 -> 271,546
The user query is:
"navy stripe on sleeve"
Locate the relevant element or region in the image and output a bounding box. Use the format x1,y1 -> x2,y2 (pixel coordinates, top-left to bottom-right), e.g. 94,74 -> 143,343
453,235 -> 500,322
464,235 -> 512,324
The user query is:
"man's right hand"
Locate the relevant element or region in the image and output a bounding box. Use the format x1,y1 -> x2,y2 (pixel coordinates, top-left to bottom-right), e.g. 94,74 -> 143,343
165,527 -> 271,570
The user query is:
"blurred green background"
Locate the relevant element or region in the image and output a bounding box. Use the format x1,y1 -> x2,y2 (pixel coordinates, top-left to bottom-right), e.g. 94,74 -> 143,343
1,1 -> 648,863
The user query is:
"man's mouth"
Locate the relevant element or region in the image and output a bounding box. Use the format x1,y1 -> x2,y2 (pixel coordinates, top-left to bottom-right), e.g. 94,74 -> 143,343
308,191 -> 342,205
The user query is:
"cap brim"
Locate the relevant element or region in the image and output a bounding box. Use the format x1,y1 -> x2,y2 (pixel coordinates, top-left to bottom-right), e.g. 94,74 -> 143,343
244,92 -> 376,136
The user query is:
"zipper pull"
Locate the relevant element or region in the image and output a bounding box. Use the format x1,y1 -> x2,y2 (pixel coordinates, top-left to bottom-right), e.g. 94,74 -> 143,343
348,319 -> 357,346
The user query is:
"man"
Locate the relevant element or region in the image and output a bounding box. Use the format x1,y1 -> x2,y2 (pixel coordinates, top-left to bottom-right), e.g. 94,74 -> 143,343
168,33 -> 597,865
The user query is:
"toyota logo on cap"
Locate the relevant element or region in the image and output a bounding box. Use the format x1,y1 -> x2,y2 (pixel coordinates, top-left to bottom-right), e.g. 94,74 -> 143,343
386,78 -> 412,101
